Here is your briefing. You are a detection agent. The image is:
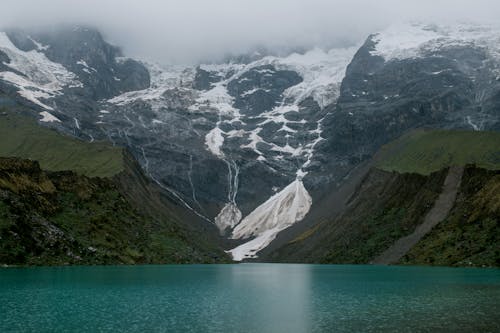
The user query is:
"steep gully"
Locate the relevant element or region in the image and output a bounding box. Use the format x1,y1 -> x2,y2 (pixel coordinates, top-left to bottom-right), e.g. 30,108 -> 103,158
3,23 -> 498,261
373,165 -> 465,265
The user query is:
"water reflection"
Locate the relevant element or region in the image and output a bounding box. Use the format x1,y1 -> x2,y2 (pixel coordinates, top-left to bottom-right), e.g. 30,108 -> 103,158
0,264 -> 499,332
225,264 -> 311,333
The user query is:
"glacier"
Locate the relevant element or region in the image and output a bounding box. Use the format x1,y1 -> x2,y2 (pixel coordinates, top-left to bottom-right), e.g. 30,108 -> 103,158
371,22 -> 500,62
0,32 -> 81,110
4,22 -> 497,261
103,43 -> 359,260
229,178 -> 312,261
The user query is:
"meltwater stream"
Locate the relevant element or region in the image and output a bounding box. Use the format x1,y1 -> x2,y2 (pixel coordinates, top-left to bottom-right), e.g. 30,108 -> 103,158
1,264 -> 499,333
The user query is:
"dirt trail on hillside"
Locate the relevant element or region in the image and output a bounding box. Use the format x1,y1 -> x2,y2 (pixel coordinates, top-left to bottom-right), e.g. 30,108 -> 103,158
372,165 -> 464,265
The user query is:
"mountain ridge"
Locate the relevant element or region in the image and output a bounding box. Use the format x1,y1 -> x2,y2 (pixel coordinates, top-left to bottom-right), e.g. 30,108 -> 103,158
0,22 -> 499,261
262,129 -> 500,266
0,109 -> 229,265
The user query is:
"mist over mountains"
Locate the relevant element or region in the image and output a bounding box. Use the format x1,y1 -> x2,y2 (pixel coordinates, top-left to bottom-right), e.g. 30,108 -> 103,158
0,0 -> 499,264
2,0 -> 499,63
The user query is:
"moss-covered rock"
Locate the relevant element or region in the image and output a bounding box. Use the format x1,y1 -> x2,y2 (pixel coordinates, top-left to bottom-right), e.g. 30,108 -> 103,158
401,166 -> 500,267
0,159 -> 229,266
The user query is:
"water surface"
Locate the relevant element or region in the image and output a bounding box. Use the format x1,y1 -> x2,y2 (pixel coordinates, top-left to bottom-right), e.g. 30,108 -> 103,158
1,264 -> 499,332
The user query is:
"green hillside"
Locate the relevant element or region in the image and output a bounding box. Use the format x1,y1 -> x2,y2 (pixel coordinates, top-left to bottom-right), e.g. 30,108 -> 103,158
375,129 -> 500,175
0,110 -> 229,265
0,111 -> 123,178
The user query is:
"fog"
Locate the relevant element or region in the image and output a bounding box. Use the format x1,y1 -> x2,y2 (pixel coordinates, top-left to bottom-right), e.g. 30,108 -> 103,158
1,0 -> 499,63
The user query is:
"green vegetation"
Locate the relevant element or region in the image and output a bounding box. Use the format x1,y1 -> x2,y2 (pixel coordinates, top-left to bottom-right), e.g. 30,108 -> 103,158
0,111 -> 123,178
376,129 -> 500,175
270,168 -> 448,264
401,166 -> 500,267
0,158 -> 228,265
318,170 -> 447,264
270,130 -> 500,266
0,109 -> 229,265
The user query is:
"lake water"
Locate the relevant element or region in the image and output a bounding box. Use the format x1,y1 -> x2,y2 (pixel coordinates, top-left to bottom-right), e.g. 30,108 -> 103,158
1,264 -> 499,332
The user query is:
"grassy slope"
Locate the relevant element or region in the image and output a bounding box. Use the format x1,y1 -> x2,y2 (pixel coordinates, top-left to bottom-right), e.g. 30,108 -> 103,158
0,110 -> 229,265
375,129 -> 500,175
0,111 -> 123,178
401,166 -> 500,267
0,160 -> 226,265
268,129 -> 500,266
268,169 -> 447,263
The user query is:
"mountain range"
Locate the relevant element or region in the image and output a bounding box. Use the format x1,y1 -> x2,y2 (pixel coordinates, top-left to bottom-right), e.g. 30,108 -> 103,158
0,22 -> 499,265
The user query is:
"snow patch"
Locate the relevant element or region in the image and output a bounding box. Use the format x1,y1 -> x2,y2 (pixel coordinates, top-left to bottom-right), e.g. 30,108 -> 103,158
215,203 -> 242,235
372,22 -> 500,62
240,128 -> 264,155
229,179 -> 312,261
39,111 -> 60,122
229,227 -> 282,261
108,63 -> 195,108
205,127 -> 225,157
28,36 -> 49,51
275,47 -> 359,108
76,59 -> 97,73
190,82 -> 239,116
0,32 -> 81,109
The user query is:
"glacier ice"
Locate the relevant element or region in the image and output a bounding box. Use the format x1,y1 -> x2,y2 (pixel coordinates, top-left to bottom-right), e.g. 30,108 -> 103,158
371,22 -> 500,62
39,111 -> 61,123
215,203 -> 242,235
229,178 -> 312,261
0,32 -> 81,110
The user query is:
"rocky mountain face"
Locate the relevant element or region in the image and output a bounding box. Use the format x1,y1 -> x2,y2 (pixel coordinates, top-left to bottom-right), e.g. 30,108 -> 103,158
311,24 -> 500,189
0,109 -> 229,265
0,22 -> 499,261
263,164 -> 499,267
0,153 -> 229,266
262,129 -> 500,266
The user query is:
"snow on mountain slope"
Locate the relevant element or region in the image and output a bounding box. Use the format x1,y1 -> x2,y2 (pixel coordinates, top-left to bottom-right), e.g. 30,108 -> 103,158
229,179 -> 312,261
39,111 -> 61,122
371,22 -> 500,62
0,32 -> 81,116
3,23 -> 498,261
104,46 -> 359,259
226,22 -> 500,261
107,62 -> 195,110
273,47 -> 359,108
194,47 -> 357,163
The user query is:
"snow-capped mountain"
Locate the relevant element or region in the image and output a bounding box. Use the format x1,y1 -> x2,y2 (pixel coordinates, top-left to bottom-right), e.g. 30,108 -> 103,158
98,46 -> 358,259
0,22 -> 499,260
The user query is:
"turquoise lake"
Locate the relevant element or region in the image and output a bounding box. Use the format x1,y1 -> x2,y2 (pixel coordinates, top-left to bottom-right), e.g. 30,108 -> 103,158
1,264 -> 499,332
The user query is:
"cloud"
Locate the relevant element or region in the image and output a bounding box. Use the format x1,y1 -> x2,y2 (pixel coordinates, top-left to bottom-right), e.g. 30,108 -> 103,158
1,0 -> 499,63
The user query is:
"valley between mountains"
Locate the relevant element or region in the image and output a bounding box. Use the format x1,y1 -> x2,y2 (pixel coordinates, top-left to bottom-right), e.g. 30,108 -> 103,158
0,22 -> 499,266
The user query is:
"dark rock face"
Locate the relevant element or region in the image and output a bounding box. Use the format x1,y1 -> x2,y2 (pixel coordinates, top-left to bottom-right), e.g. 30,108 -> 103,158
264,165 -> 500,267
7,26 -> 150,100
5,29 -> 37,51
193,67 -> 222,90
0,155 -> 229,265
1,23 -> 499,258
227,65 -> 303,116
308,35 -> 500,191
0,50 -> 10,64
1,26 -> 151,146
263,167 -> 448,263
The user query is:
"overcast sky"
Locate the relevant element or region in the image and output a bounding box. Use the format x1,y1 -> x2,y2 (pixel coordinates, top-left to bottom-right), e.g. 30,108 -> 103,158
1,0 -> 499,63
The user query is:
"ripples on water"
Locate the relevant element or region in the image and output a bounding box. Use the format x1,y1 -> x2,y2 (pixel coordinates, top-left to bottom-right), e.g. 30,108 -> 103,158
1,264 -> 499,332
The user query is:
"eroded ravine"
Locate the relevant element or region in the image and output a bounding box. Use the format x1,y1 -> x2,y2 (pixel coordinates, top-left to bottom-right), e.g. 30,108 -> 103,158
373,165 -> 465,265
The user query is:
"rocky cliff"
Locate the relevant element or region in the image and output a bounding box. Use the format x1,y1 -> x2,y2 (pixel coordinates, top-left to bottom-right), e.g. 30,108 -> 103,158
1,22 -> 499,260
0,110 -> 229,265
262,130 -> 500,267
